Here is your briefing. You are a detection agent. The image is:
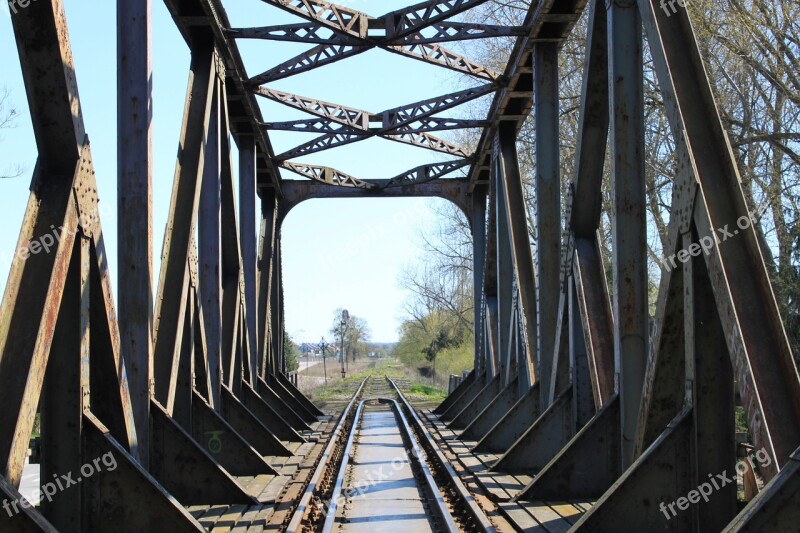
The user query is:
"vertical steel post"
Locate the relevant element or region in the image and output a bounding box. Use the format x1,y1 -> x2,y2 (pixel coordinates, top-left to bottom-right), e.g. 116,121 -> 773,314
239,136 -> 258,387
534,43 -> 561,408
270,235 -> 282,375
494,146 -> 513,386
608,0 -> 647,468
569,276 -> 594,428
257,192 -> 277,378
117,0 -> 152,467
498,122 -> 538,393
200,78 -> 222,408
277,243 -> 286,374
41,239 -> 90,529
471,189 -> 487,373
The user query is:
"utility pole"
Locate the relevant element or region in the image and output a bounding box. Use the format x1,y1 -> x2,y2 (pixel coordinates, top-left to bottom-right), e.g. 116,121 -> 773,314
319,337 -> 328,385
339,309 -> 349,379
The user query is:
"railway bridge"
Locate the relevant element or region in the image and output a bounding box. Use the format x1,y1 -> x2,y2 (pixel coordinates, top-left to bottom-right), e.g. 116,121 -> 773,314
1,0 -> 799,531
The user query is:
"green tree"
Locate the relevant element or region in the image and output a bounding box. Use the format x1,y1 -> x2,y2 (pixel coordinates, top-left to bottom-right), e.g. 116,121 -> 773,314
283,331 -> 299,373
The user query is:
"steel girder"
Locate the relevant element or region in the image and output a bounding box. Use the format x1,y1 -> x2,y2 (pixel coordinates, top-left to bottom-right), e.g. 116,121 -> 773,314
255,85 -> 488,163
239,0 -> 519,190
428,0 -> 800,528
3,0 -> 799,528
248,0 -> 501,83
2,1 -> 325,529
235,21 -> 525,46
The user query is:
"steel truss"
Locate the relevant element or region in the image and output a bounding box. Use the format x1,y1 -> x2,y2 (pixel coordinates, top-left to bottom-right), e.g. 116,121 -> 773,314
1,1 -> 322,530
435,0 -> 800,531
2,0 -> 798,530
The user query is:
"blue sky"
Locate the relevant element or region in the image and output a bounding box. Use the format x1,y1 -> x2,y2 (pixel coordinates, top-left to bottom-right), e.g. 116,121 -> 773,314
0,0 -> 478,344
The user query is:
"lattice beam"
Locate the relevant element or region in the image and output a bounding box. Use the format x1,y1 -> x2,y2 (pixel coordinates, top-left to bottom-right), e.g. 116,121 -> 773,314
230,24 -> 355,45
275,132 -> 368,160
263,116 -> 487,133
280,162 -> 375,188
384,129 -> 471,157
233,22 -> 524,45
248,44 -> 368,85
386,41 -> 500,80
396,22 -> 526,44
380,82 -> 496,130
382,0 -> 493,39
258,0 -> 371,39
254,87 -> 372,130
257,85 -> 492,134
262,118 -> 361,133
383,160 -> 471,187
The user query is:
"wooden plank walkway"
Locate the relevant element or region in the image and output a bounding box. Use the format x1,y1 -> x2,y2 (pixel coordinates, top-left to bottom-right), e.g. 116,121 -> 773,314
425,411 -> 532,502
423,409 -> 596,532
183,416 -> 336,531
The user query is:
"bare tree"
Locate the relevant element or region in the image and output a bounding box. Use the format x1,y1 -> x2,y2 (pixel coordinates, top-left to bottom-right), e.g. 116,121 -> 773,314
329,309 -> 371,363
0,87 -> 24,180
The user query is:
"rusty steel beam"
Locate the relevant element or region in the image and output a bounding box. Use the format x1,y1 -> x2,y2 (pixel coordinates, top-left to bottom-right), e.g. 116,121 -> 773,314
497,123 -> 537,392
383,129 -> 471,157
564,0 -> 614,410
534,41 -> 561,408
382,160 -> 470,187
1,0 -> 105,487
153,44 -> 217,411
234,21 -> 523,45
281,162 -> 375,188
264,116 -> 487,134
258,0 -> 370,40
636,0 -> 800,474
276,128 -> 470,161
608,0 -> 647,469
394,22 -> 525,44
219,90 -> 247,398
198,74 -> 224,410
230,23 -> 353,44
118,0 -> 154,470
162,0 -> 280,190
382,0 -> 492,39
259,83 -> 493,136
385,41 -> 500,81
379,83 -> 496,131
248,44 -> 368,85
40,226 -> 89,530
261,119 -> 360,134
257,192 -> 278,378
466,0 -> 588,187
239,136 -> 259,387
280,177 -> 470,216
276,132 -> 366,161
255,86 -> 372,129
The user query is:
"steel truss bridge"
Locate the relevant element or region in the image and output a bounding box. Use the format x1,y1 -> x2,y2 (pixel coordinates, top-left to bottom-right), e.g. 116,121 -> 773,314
0,0 -> 798,531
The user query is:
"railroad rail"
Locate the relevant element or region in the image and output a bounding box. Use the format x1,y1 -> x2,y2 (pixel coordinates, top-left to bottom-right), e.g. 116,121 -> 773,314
287,376 -> 495,532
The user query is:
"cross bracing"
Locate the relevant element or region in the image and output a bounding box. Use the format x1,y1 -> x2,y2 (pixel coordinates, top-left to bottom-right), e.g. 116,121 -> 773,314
1,0 -> 798,530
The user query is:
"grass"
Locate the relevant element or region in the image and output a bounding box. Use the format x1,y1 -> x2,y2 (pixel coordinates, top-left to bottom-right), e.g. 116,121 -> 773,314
409,383 -> 447,401
303,357 -> 449,407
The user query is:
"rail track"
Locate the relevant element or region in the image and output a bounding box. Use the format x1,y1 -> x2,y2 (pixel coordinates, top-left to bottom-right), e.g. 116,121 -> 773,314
286,375 -> 495,532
